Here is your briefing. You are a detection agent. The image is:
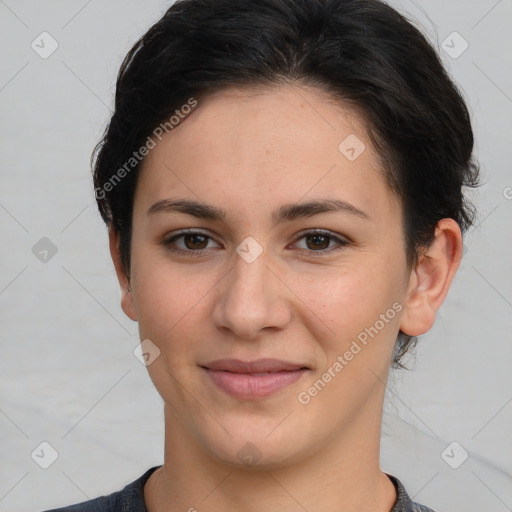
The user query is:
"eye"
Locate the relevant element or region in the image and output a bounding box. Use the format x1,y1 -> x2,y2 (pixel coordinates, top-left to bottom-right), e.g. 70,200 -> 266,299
290,229 -> 349,255
161,229 -> 349,257
162,230 -> 221,256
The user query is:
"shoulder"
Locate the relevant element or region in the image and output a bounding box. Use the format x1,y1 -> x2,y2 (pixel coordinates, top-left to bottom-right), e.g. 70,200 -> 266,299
387,473 -> 438,512
412,504 -> 437,512
40,466 -> 161,512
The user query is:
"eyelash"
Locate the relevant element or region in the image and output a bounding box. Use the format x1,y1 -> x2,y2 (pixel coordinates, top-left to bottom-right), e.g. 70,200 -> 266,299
161,229 -> 349,257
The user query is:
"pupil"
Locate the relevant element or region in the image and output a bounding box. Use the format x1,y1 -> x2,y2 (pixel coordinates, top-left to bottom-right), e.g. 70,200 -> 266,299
185,234 -> 207,250
308,234 -> 329,250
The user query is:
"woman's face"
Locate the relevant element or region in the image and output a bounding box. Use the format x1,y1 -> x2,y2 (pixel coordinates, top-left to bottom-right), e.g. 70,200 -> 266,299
119,84 -> 414,468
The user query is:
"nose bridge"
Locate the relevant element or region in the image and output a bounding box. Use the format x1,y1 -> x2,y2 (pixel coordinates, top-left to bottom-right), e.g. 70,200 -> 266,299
213,241 -> 290,338
228,242 -> 271,306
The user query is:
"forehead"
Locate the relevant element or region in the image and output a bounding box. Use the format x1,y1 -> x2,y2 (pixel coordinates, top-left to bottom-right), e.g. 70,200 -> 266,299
134,84 -> 401,227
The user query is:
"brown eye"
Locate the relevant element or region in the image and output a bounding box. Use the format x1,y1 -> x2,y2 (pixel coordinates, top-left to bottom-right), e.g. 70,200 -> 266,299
182,233 -> 209,250
292,230 -> 349,255
162,230 -> 220,255
305,233 -> 331,251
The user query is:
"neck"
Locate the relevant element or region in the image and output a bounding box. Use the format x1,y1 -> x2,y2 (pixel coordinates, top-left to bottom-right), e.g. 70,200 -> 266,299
144,402 -> 397,512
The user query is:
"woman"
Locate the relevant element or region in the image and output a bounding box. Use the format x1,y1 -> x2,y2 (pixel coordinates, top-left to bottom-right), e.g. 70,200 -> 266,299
44,0 -> 479,510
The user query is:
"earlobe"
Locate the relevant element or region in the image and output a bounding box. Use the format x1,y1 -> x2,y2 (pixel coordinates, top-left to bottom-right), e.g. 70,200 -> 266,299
399,218 -> 462,337
108,226 -> 137,322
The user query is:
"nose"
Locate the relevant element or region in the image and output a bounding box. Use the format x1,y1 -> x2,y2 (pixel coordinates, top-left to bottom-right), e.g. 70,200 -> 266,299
212,245 -> 292,340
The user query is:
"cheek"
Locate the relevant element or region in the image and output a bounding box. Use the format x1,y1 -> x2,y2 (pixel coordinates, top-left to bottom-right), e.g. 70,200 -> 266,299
293,259 -> 404,374
129,247 -> 206,346
292,264 -> 387,333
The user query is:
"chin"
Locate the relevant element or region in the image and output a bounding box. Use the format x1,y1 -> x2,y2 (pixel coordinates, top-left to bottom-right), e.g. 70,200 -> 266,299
198,419 -> 316,471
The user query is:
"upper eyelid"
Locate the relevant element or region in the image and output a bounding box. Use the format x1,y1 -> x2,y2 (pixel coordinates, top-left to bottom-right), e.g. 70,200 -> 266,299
293,228 -> 345,239
163,229 -> 221,248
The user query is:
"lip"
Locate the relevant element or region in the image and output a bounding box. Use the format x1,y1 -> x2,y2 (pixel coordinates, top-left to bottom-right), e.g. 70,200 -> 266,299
201,358 -> 309,399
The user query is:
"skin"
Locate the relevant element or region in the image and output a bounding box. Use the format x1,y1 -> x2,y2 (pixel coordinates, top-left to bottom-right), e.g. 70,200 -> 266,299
109,83 -> 462,512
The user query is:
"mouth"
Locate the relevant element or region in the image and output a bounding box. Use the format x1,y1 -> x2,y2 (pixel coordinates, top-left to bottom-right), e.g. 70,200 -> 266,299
200,358 -> 310,399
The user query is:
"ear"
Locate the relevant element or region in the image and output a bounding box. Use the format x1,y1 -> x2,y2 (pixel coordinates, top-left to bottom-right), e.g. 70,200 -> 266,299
400,218 -> 463,337
108,226 -> 137,322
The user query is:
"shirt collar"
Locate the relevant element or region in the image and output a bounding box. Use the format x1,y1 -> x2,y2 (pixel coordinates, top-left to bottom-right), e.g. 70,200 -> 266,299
126,466 -> 431,512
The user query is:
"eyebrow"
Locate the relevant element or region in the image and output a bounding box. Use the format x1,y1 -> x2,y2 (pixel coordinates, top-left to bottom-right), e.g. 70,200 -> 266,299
146,198 -> 371,225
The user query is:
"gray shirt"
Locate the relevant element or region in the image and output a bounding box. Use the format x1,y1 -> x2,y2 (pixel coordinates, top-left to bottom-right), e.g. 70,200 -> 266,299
41,466 -> 437,512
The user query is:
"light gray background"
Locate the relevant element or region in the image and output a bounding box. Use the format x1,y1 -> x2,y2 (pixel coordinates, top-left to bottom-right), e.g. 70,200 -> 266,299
0,1 -> 511,511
